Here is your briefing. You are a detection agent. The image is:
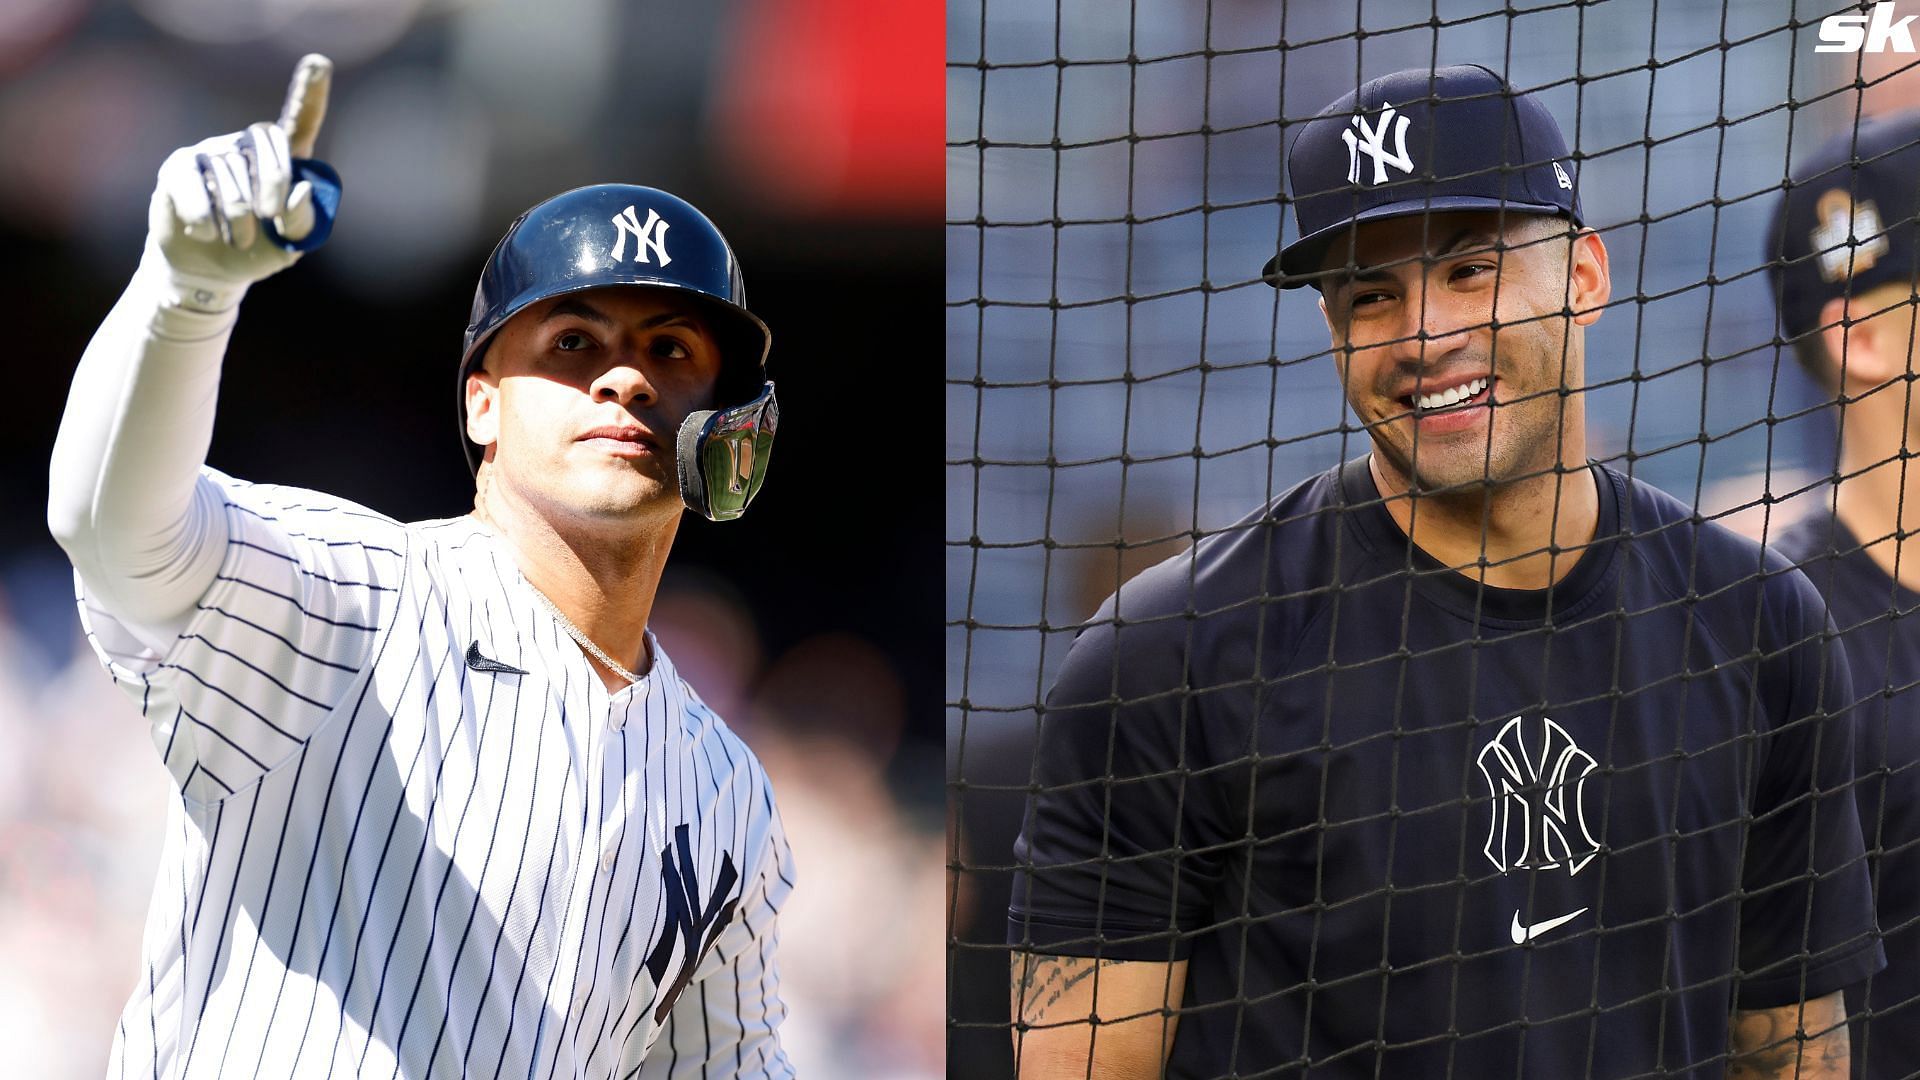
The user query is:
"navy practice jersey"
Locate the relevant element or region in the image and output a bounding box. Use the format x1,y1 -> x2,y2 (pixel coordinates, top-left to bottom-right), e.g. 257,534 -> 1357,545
1773,512 -> 1920,1080
1010,457 -> 1883,1079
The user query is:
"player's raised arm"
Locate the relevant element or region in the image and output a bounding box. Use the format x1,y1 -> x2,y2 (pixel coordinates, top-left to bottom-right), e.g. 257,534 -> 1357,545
1726,991 -> 1848,1078
46,55 -> 335,638
1010,953 -> 1185,1079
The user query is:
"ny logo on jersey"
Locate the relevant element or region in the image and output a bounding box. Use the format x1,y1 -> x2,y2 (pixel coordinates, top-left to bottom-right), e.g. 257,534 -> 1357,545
1812,189 -> 1890,282
1342,102 -> 1414,185
1476,715 -> 1600,875
610,204 -> 673,266
644,823 -> 739,1022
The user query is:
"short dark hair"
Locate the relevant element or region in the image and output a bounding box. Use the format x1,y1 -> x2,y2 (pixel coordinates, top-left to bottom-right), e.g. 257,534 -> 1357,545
1790,333 -> 1837,394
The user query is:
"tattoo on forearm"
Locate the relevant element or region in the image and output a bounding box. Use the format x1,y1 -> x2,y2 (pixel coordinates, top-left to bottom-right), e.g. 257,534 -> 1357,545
1012,953 -> 1126,1022
1726,1010 -> 1796,1078
1726,995 -> 1849,1079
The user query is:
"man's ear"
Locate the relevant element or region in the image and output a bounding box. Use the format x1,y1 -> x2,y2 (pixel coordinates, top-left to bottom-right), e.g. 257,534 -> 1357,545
1567,228 -> 1611,327
465,368 -> 501,447
1819,293 -> 1910,392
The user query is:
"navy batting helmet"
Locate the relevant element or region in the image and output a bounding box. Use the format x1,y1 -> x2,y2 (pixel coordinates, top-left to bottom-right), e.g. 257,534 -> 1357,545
459,183 -> 777,522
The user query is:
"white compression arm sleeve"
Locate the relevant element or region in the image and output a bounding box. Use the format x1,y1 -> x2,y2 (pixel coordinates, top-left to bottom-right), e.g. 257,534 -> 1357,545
48,243 -> 240,650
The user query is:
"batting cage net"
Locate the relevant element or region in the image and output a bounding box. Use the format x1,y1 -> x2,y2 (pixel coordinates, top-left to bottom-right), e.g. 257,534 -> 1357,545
949,3 -> 1920,1077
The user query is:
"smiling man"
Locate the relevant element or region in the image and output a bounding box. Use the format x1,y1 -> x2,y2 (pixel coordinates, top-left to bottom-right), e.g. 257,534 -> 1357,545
46,57 -> 791,1077
1007,65 -> 1881,1078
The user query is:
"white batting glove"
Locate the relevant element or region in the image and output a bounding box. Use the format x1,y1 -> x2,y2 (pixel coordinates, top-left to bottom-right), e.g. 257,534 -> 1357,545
144,54 -> 333,312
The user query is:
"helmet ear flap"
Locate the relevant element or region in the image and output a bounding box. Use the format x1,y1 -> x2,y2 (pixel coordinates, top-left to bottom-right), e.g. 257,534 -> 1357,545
709,309 -> 771,406
676,383 -> 778,522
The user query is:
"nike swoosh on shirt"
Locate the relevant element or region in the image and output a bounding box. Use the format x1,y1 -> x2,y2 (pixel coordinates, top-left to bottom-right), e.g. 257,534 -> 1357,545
1510,907 -> 1588,944
465,641 -> 528,676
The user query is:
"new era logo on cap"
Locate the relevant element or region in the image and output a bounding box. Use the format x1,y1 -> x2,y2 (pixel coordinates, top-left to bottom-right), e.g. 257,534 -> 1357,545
1267,65 -> 1583,288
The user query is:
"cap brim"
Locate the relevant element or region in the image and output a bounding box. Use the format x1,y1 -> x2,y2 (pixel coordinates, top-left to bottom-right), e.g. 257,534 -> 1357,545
1263,196 -> 1578,289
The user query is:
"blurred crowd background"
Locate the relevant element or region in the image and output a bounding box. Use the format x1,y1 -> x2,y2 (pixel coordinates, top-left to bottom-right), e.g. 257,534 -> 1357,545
0,1 -> 942,1077
947,0 -> 1920,1075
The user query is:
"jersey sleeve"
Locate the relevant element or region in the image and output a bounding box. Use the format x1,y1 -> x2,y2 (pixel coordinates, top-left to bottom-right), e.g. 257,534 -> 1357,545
1734,570 -> 1885,1009
1008,574 -> 1233,962
636,803 -> 796,1079
76,466 -> 408,805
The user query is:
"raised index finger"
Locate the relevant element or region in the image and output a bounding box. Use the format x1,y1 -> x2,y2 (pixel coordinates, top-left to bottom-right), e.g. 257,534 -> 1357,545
278,53 -> 333,158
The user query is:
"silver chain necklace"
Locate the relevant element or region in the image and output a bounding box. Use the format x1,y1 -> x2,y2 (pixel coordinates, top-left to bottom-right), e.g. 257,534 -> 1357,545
527,584 -> 643,685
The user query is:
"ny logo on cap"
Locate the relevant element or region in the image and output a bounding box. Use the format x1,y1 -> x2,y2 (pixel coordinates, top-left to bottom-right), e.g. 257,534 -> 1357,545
1812,189 -> 1889,283
1343,102 -> 1414,185
611,204 -> 673,266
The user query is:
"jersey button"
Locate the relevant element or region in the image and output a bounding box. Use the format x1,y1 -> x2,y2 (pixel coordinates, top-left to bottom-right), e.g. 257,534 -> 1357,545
600,848 -> 618,874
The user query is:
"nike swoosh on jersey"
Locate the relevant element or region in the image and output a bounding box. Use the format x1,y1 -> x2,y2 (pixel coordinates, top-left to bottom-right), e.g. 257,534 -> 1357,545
465,640 -> 529,676
1510,906 -> 1588,943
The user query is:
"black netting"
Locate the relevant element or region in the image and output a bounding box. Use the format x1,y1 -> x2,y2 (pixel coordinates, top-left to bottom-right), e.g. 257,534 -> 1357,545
949,3 -> 1920,1077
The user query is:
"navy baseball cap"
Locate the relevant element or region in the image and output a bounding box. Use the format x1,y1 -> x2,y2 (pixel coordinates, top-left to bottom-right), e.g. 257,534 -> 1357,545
1266,65 -> 1583,289
1767,109 -> 1920,341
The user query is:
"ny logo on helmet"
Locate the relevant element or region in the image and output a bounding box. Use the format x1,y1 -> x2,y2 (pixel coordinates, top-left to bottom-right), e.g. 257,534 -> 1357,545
611,204 -> 673,266
1476,715 -> 1600,875
1343,102 -> 1414,185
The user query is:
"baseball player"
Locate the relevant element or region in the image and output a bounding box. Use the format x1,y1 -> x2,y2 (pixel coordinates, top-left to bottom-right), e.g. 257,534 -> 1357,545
1008,66 -> 1882,1078
1763,108 -> 1920,1080
45,56 -> 794,1077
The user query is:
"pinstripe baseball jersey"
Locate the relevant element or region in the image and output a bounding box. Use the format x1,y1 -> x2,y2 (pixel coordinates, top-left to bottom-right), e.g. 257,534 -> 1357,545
76,467 -> 795,1079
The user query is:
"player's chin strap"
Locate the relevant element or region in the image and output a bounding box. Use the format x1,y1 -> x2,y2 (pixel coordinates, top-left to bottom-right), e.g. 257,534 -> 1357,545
676,381 -> 777,522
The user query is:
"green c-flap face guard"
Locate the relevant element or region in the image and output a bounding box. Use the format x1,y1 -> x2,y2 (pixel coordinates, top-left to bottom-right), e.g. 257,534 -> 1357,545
675,381 -> 777,522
